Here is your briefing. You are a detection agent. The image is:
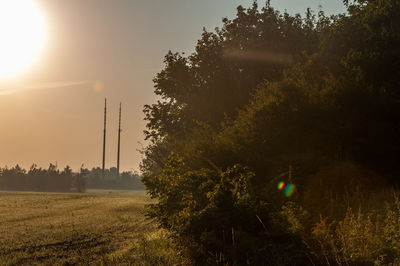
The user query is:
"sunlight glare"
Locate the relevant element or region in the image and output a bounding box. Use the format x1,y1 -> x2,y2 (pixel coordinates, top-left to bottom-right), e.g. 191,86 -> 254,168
0,0 -> 47,81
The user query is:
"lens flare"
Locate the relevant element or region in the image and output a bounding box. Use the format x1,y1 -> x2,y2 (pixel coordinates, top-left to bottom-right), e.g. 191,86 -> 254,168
283,183 -> 296,197
277,181 -> 285,191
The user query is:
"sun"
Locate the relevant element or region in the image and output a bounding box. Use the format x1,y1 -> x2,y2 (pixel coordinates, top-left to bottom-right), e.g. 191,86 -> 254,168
0,0 -> 47,81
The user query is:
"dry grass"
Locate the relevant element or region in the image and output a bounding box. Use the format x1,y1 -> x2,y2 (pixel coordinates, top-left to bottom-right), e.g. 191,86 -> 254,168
0,190 -> 161,265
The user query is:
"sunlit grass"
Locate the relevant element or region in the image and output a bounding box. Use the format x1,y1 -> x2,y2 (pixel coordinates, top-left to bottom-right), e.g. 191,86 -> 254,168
0,190 -> 167,265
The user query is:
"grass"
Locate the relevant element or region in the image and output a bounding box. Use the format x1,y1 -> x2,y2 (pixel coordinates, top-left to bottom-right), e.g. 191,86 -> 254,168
0,189 -> 182,265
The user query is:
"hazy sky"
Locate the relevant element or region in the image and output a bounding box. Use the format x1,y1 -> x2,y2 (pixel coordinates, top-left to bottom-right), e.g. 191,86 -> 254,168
0,0 -> 346,172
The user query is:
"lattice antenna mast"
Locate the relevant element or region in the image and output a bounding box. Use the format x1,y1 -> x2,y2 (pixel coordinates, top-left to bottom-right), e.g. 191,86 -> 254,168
117,102 -> 122,176
102,98 -> 107,175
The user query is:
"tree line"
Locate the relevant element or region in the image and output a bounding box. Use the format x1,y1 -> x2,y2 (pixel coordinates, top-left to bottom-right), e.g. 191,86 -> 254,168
84,167 -> 144,190
0,165 -> 144,192
141,0 -> 400,264
0,164 -> 85,192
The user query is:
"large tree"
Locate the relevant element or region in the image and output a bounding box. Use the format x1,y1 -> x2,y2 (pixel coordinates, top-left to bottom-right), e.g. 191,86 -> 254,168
143,2 -> 322,173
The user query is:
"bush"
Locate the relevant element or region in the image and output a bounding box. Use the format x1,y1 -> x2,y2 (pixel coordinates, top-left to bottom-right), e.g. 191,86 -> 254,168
143,152 -> 309,265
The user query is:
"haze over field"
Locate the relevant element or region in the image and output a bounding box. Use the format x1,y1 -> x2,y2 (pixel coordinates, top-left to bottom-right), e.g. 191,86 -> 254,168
0,0 -> 345,172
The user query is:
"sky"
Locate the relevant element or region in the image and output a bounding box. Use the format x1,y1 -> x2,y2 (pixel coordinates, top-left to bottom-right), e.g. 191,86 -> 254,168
0,0 -> 346,172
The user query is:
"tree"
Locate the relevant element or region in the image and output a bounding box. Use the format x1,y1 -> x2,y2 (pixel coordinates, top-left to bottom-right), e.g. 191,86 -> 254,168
143,1 -> 323,174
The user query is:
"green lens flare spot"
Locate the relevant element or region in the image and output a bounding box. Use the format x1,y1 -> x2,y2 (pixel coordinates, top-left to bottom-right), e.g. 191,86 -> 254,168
283,183 -> 296,197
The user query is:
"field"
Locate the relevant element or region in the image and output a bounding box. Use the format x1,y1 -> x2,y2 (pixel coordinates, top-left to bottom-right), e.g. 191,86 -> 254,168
0,190 -> 176,265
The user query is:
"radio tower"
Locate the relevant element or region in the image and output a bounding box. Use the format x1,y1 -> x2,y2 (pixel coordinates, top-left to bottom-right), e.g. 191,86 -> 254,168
102,98 -> 107,175
117,102 -> 122,176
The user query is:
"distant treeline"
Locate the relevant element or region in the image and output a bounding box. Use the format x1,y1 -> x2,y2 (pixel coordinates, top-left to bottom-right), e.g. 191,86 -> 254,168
84,167 -> 144,190
0,165 -> 144,192
0,164 -> 85,192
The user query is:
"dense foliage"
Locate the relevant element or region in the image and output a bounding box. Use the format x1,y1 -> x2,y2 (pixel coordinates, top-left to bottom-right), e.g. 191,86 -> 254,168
142,0 -> 400,264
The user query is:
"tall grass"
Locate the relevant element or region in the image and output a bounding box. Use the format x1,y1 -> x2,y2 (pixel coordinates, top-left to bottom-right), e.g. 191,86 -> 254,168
102,229 -> 190,265
283,188 -> 400,265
